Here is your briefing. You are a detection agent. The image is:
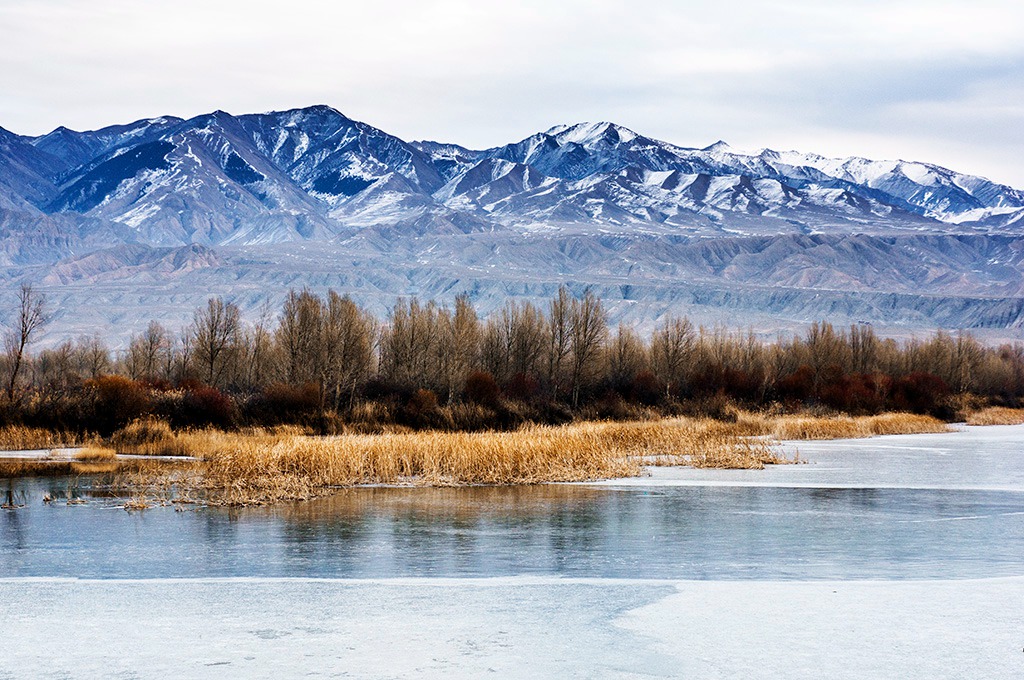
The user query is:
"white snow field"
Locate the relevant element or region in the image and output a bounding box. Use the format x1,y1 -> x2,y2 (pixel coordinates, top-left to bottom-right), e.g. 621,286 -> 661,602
0,576 -> 1021,679
593,424 -> 1024,492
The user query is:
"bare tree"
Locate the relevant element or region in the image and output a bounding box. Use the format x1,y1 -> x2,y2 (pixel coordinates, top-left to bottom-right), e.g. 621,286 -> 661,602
5,284 -> 46,401
126,321 -> 171,382
323,291 -> 376,409
568,289 -> 607,406
191,297 -> 241,388
241,301 -> 277,392
608,323 -> 647,390
380,297 -> 442,390
76,334 -> 111,379
437,294 -> 480,402
276,289 -> 324,387
650,316 -> 694,398
545,286 -> 572,397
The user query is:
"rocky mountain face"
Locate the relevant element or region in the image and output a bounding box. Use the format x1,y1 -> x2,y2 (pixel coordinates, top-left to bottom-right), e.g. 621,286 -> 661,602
0,106 -> 1022,344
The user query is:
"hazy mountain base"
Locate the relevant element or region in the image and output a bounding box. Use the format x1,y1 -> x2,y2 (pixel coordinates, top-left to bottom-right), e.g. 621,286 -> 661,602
4,230 -> 1022,347
4,107 -> 1024,343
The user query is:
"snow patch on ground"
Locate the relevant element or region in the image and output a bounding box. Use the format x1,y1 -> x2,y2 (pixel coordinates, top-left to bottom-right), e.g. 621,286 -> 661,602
0,576 -> 1020,679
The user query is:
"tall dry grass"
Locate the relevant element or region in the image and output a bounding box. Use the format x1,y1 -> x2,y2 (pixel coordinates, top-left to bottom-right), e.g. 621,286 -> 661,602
0,425 -> 83,451
73,446 -> 117,462
173,425 -> 642,504
592,419 -> 787,469
1,408 -> 970,503
109,419 -> 192,456
966,407 -> 1024,426
129,418 -> 793,504
770,413 -> 950,440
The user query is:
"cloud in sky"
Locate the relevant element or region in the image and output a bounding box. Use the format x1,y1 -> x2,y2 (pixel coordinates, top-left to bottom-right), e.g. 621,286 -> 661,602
2,0 -> 1022,185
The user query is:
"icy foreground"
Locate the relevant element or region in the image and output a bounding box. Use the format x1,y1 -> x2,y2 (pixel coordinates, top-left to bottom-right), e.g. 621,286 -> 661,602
1,576 -> 1021,679
1,426 -> 1022,677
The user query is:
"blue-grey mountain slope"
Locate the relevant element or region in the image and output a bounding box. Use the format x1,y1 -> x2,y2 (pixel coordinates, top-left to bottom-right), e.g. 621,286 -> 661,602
0,106 -> 1022,343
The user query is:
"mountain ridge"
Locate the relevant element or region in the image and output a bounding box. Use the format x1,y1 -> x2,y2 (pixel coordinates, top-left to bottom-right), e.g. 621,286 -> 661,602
1,105 -> 1023,344
0,106 -> 1020,248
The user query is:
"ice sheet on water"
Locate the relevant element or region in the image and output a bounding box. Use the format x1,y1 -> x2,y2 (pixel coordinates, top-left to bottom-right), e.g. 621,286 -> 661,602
589,425 -> 1024,492
0,576 -> 1021,679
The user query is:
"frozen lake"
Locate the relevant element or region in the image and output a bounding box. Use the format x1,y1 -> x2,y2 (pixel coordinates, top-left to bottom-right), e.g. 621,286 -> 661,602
1,424 -> 1022,678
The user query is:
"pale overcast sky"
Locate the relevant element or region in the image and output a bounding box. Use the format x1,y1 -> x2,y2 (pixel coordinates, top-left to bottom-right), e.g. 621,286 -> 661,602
2,0 -> 1022,185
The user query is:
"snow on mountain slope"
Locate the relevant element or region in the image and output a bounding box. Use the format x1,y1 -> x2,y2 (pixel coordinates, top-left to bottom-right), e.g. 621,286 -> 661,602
5,108 -> 1022,247
670,142 -> 1024,225
0,126 -> 62,212
237,106 -> 444,206
417,121 -> 1024,235
30,116 -> 184,177
2,107 -> 1024,341
47,111 -> 334,245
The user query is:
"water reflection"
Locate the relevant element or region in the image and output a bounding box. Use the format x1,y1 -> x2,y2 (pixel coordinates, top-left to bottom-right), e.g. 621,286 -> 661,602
1,478 -> 1022,580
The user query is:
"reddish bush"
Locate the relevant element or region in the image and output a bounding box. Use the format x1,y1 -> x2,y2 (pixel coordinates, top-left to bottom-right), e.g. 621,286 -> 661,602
777,365 -> 814,403
504,373 -> 539,403
407,388 -> 438,414
85,375 -> 151,433
594,390 -> 632,420
183,384 -> 236,428
144,378 -> 174,392
891,372 -> 950,415
246,383 -> 321,425
401,389 -> 439,427
722,367 -> 761,402
176,378 -> 206,392
629,370 -> 663,406
465,371 -> 501,406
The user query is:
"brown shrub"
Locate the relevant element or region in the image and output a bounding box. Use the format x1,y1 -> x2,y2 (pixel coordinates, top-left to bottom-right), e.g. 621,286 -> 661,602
465,371 -> 501,406
85,375 -> 151,432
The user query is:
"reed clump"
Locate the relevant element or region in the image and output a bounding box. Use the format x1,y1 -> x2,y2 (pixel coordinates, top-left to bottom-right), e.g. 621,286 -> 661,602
189,425 -> 644,504
966,407 -> 1024,426
139,417 -> 793,504
593,418 -> 786,469
73,446 -> 117,462
0,425 -> 81,451
865,413 -> 951,436
771,412 -> 950,440
109,418 -> 189,456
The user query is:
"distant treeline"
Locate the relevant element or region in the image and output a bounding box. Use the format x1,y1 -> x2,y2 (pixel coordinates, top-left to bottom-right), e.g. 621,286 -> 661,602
2,284 -> 1022,434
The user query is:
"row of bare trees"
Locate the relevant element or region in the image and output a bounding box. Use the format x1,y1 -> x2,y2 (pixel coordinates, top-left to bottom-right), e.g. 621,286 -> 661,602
4,285 -> 1024,418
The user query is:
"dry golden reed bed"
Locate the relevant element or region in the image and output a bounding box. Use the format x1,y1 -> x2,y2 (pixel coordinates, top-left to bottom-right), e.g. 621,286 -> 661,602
112,412 -> 942,505
0,410 -> 966,503
0,425 -> 83,450
73,446 -> 118,462
767,413 -> 951,440
966,407 -> 1024,426
110,417 -> 795,504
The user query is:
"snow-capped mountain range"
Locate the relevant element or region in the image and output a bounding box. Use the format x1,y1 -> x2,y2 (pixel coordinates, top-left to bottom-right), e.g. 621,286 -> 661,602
1,105 -> 1023,343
